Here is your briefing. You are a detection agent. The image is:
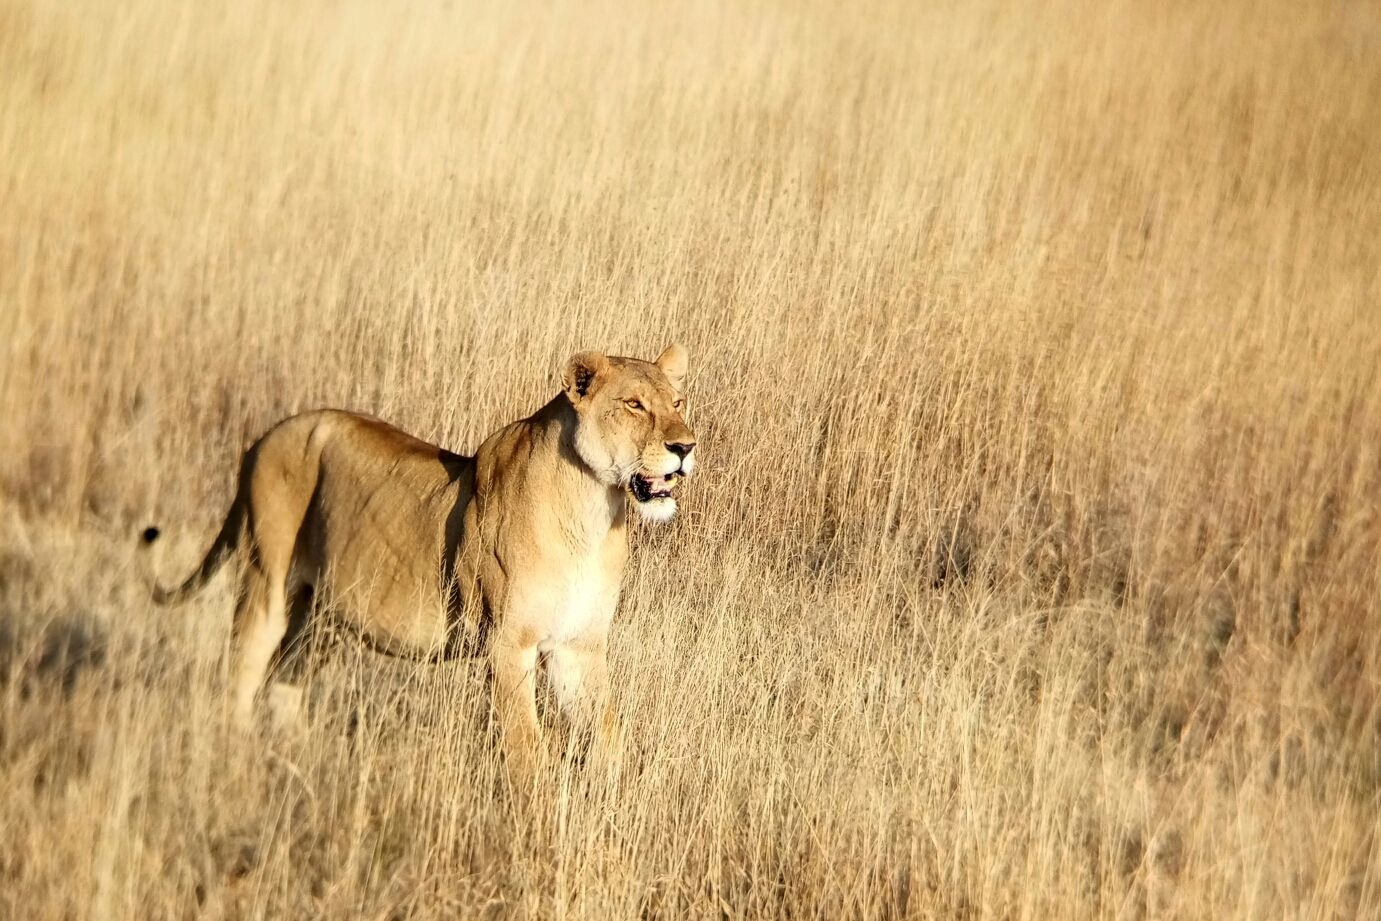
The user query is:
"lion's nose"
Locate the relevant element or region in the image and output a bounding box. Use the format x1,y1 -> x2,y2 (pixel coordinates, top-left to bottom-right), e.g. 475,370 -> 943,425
666,440 -> 696,459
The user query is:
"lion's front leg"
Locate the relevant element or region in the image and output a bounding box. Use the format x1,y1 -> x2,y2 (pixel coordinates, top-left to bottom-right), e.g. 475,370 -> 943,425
489,637 -> 541,792
546,636 -> 623,777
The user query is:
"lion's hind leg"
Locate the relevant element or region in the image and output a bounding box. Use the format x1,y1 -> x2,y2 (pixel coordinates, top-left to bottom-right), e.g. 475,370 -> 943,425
265,584 -> 327,731
229,563 -> 289,730
230,420 -> 321,730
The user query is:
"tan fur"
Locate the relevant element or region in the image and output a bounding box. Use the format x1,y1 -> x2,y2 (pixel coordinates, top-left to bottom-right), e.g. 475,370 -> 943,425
141,346 -> 696,787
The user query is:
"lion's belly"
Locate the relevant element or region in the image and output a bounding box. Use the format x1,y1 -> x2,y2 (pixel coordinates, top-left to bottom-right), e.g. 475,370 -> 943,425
308,484 -> 457,657
329,571 -> 451,655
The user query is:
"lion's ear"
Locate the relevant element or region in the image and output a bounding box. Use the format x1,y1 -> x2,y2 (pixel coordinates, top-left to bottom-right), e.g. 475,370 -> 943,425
562,351 -> 609,402
655,344 -> 688,388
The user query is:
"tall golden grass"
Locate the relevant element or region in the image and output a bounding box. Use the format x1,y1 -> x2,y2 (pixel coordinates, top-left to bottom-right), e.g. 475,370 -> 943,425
2,0 -> 1380,917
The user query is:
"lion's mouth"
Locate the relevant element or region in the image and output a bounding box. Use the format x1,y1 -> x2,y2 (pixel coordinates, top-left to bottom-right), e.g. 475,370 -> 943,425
630,472 -> 678,503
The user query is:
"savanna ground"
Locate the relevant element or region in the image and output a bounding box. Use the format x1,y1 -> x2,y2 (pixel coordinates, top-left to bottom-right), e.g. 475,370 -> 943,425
2,0 -> 1380,918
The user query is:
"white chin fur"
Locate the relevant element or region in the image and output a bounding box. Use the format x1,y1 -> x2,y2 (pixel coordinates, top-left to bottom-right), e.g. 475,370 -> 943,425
635,497 -> 677,522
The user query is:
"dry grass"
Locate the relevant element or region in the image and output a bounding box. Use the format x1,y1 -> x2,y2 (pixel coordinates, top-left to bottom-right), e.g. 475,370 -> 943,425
2,0 -> 1380,917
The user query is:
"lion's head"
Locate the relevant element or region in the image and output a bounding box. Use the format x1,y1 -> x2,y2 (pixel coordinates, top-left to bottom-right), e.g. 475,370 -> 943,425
562,345 -> 697,522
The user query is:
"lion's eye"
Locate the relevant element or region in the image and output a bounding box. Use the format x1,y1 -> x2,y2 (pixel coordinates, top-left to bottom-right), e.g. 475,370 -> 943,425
673,399 -> 684,411
624,399 -> 645,412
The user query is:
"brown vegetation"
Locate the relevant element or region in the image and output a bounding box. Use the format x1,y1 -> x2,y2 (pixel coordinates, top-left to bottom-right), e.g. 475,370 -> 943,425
2,0 -> 1379,917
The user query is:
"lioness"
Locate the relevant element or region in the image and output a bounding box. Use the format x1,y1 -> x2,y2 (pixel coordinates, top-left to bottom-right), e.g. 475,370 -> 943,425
141,346 -> 696,784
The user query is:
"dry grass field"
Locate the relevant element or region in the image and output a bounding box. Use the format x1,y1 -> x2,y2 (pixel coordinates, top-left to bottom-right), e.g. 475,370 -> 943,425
3,0 -> 1380,917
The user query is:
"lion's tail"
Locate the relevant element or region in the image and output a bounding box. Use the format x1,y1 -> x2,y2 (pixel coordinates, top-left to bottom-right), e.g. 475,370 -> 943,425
138,498 -> 246,606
